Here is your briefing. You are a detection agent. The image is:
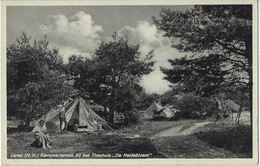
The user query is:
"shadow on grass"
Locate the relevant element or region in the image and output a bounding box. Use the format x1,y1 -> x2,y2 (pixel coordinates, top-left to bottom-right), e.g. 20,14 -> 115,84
194,125 -> 252,157
89,135 -> 166,158
7,126 -> 34,134
8,131 -> 165,158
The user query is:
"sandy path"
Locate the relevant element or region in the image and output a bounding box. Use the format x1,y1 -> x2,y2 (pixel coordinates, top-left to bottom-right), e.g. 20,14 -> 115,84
151,121 -> 211,139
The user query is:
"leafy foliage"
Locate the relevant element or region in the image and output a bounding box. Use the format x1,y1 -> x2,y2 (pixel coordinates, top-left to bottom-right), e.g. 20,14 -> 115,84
153,5 -> 252,57
66,34 -> 155,122
153,5 -> 252,123
7,33 -> 73,128
221,99 -> 240,113
173,92 -> 214,118
161,54 -> 232,96
134,91 -> 160,110
154,5 -> 252,87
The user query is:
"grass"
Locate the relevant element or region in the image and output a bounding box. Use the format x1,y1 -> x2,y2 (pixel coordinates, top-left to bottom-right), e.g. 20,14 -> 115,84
7,131 -> 165,158
194,124 -> 252,157
7,119 -> 197,159
7,112 -> 252,159
194,111 -> 252,157
150,112 -> 252,158
151,135 -> 238,158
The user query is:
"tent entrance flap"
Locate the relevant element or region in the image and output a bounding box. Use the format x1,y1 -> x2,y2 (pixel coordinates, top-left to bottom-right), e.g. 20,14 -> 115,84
67,100 -> 79,127
79,98 -> 98,131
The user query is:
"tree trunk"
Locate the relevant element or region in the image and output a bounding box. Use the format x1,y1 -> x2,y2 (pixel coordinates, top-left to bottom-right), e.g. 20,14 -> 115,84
248,70 -> 252,128
109,68 -> 116,123
109,103 -> 114,123
245,38 -> 252,128
235,101 -> 243,126
25,116 -> 31,131
25,105 -> 32,131
109,89 -> 115,123
104,104 -> 108,121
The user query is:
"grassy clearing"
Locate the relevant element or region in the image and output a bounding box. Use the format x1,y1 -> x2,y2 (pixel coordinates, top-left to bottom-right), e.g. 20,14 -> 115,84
151,135 -> 238,158
7,119 -> 196,158
151,112 -> 252,158
7,131 -> 164,158
194,124 -> 252,157
7,112 -> 252,158
194,111 -> 252,157
151,125 -> 252,158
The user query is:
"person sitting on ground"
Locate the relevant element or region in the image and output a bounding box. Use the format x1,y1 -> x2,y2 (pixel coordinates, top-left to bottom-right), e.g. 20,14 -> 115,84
59,104 -> 67,132
32,119 -> 51,149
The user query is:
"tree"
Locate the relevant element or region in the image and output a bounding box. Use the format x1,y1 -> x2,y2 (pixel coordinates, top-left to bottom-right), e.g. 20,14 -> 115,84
153,5 -> 252,125
7,33 -> 73,129
134,91 -> 160,110
64,55 -> 85,78
70,34 -> 155,123
161,54 -> 231,97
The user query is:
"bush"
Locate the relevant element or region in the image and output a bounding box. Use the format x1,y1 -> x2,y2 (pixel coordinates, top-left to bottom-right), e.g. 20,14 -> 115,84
221,99 -> 240,112
162,92 -> 240,119
124,110 -> 139,124
115,110 -> 140,127
199,97 -> 215,116
175,92 -> 214,119
175,92 -> 200,118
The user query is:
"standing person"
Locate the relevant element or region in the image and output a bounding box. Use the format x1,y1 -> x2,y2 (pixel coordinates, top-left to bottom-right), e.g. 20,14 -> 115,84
32,119 -> 51,149
214,96 -> 223,121
59,104 -> 67,132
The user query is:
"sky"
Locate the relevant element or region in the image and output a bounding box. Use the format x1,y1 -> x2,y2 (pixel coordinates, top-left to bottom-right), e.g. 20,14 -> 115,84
7,6 -> 192,95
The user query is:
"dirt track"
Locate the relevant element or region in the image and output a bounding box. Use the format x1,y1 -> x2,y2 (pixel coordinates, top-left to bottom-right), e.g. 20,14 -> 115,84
150,111 -> 249,139
150,121 -> 211,139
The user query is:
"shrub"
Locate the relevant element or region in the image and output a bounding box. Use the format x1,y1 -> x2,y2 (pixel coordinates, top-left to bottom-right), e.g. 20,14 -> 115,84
221,99 -> 240,112
176,92 -> 200,118
162,92 -> 239,119
115,110 -> 140,127
175,92 -> 215,119
175,93 -> 200,118
124,110 -> 139,124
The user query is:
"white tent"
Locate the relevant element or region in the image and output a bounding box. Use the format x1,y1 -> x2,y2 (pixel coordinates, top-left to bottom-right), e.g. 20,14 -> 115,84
165,105 -> 181,116
144,102 -> 178,119
144,102 -> 164,118
30,98 -> 109,132
159,107 -> 175,118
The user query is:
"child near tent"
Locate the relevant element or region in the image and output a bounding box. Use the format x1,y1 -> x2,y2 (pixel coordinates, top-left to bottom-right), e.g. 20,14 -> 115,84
32,119 -> 51,149
59,104 -> 67,132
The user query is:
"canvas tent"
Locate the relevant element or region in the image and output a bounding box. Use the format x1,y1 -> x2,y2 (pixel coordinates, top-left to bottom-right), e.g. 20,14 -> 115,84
144,102 -> 176,119
144,102 -> 164,118
159,107 -> 175,118
165,105 -> 181,115
30,98 -> 109,133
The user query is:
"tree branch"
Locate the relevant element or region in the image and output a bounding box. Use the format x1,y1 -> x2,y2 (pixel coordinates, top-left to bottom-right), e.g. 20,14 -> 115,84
224,57 -> 246,67
215,40 -> 245,56
116,63 -> 127,84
